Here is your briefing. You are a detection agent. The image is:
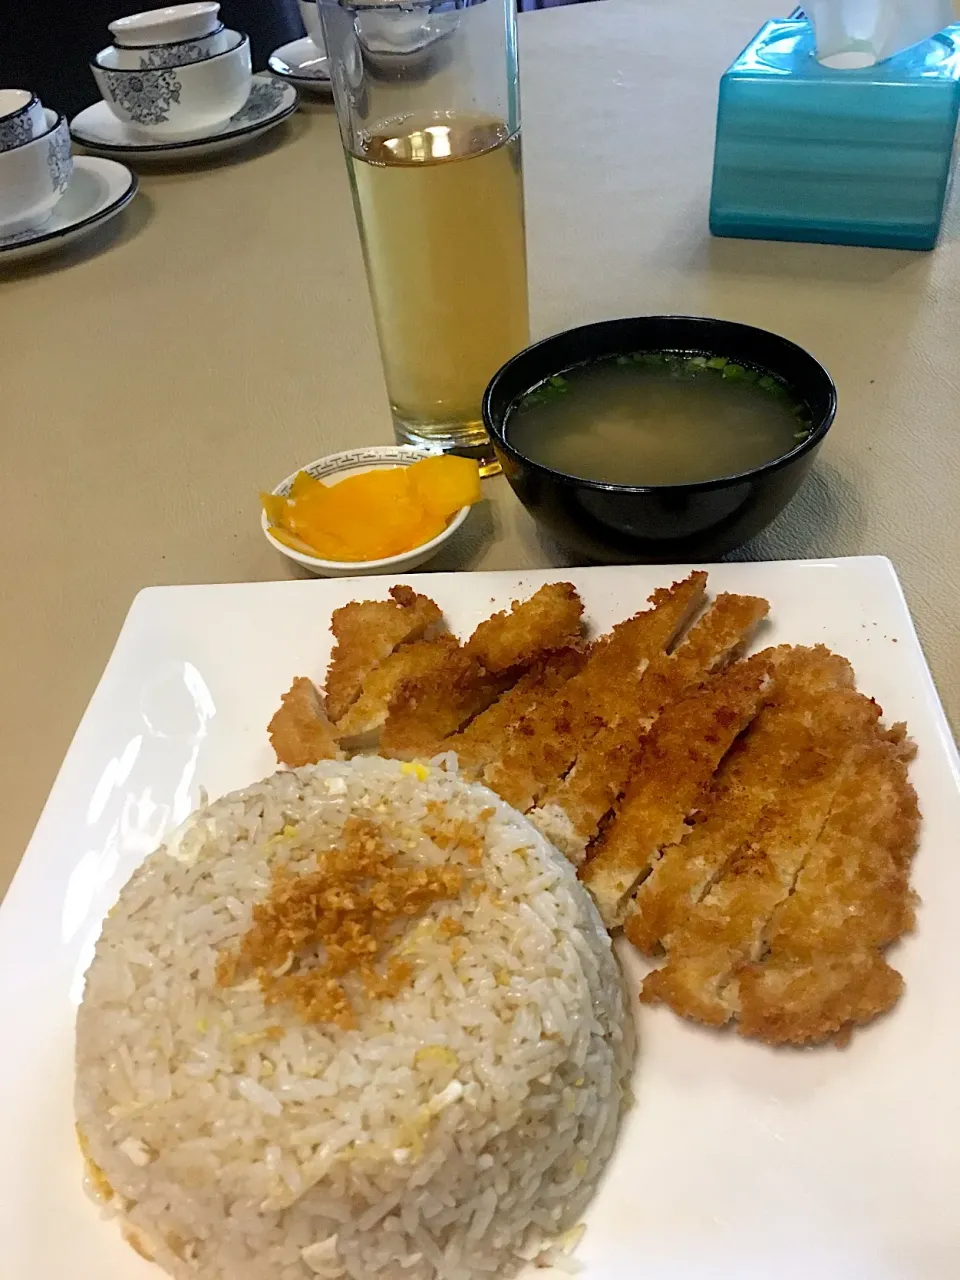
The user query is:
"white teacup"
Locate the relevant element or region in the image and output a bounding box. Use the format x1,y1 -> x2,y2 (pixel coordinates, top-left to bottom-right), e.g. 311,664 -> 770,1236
354,10 -> 458,65
92,32 -> 251,138
0,90 -> 46,153
109,3 -> 221,47
103,23 -> 232,70
0,109 -> 73,235
298,0 -> 325,49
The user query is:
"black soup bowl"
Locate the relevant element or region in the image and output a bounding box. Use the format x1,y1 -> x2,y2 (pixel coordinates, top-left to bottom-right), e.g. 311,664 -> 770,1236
482,316 -> 837,563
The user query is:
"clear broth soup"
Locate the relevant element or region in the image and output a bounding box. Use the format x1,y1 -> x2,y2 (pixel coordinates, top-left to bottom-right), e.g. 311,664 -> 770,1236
506,352 -> 812,487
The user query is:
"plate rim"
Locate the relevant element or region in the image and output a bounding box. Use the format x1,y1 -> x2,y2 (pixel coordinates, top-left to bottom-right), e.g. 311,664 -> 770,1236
267,64 -> 333,87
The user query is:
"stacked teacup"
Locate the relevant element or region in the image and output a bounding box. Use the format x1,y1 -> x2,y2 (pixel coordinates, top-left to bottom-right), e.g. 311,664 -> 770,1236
298,0 -> 326,51
91,2 -> 252,140
0,90 -> 73,235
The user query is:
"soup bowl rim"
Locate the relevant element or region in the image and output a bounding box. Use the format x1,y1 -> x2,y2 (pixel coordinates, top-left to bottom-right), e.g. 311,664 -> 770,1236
482,315 -> 837,496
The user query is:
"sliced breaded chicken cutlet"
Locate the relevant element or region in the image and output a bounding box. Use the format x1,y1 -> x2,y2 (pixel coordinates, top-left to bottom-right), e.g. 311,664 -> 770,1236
445,646 -> 587,778
463,581 -> 584,673
638,684 -> 886,1025
324,585 -> 444,724
624,645 -> 856,955
532,592 -> 769,862
378,582 -> 585,760
268,677 -> 342,768
734,725 -> 919,1046
268,583 -> 583,768
616,641 -> 920,1046
333,635 -> 461,747
482,572 -> 709,815
265,574 -> 923,1048
581,649 -> 776,928
267,585 -> 444,768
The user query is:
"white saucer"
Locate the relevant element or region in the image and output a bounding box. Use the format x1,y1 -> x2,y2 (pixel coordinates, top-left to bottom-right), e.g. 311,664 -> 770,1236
0,157 -> 137,265
69,74 -> 298,160
268,36 -> 332,90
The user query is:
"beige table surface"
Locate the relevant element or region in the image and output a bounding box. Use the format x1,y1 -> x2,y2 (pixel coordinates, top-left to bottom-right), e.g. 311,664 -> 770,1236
1,0 -> 958,899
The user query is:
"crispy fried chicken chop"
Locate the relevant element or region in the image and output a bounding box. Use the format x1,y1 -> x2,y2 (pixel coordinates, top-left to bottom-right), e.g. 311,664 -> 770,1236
324,585 -> 443,724
266,573 -> 921,1048
533,593 -> 769,862
268,582 -> 585,768
581,651 -> 775,927
446,646 -> 587,778
268,677 -> 341,768
625,646 -> 856,955
379,582 -> 586,760
334,635 -> 460,747
379,649 -> 514,759
483,573 -> 709,814
734,727 -> 919,1046
623,646 -> 920,1047
463,581 -> 584,673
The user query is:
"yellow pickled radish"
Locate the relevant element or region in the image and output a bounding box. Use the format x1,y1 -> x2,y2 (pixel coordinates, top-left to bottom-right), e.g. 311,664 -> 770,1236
261,456 -> 482,562
271,527 -> 341,560
288,470 -> 318,500
408,455 -> 483,518
259,492 -> 290,526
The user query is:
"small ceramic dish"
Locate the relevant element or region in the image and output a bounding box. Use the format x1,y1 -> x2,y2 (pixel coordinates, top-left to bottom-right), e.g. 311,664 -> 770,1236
92,32 -> 251,138
268,37 -> 331,88
0,90 -> 46,151
109,3 -> 221,46
261,446 -> 472,577
0,108 -> 72,234
103,24 -> 230,69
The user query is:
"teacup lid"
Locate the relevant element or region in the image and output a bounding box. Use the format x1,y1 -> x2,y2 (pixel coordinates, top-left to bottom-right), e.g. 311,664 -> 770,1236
109,2 -> 220,46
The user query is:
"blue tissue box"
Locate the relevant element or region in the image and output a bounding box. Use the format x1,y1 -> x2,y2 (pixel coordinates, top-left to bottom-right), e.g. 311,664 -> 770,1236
710,19 -> 960,250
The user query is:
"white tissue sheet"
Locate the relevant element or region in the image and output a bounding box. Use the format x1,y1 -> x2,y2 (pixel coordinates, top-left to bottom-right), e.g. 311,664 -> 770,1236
807,0 -> 953,67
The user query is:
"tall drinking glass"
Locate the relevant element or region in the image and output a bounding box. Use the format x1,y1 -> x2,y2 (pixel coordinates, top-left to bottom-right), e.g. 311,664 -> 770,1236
318,0 -> 528,472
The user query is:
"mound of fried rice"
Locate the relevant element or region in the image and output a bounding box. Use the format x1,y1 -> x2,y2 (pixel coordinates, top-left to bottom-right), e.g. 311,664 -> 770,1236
75,757 -> 633,1280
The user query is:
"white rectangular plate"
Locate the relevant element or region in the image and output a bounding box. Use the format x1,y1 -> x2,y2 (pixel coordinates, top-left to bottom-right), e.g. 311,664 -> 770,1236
2,558 -> 959,1279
